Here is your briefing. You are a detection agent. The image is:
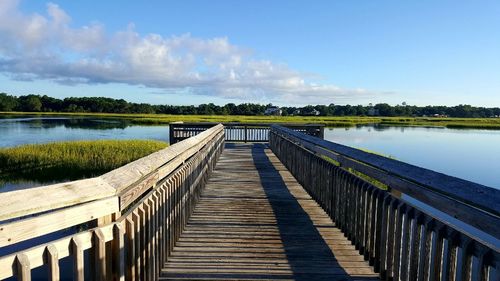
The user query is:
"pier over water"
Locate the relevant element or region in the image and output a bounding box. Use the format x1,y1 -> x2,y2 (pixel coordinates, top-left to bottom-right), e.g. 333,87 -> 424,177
0,123 -> 498,281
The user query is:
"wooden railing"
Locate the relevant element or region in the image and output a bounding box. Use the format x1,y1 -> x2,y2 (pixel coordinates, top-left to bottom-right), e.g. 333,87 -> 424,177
0,124 -> 225,281
270,125 -> 500,281
169,122 -> 324,144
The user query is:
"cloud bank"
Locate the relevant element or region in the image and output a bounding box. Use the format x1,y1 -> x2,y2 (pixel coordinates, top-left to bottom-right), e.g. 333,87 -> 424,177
0,0 -> 380,103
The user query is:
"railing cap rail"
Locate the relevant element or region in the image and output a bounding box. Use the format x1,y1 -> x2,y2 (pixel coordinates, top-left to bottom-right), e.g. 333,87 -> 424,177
171,122 -> 325,127
271,124 -> 500,217
102,124 -> 223,194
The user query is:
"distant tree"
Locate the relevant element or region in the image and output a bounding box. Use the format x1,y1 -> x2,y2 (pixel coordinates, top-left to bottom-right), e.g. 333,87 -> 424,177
374,103 -> 396,116
0,93 -> 19,111
18,95 -> 43,112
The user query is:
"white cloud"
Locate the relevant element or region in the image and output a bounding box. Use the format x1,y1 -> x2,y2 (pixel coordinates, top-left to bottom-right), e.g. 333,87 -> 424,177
0,0 -> 383,104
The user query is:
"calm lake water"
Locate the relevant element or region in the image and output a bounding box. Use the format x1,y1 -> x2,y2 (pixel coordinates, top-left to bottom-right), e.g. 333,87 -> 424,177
325,126 -> 500,189
1,116 -> 499,190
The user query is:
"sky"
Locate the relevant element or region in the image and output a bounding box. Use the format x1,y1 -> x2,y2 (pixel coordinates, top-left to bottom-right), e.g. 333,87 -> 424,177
0,0 -> 499,106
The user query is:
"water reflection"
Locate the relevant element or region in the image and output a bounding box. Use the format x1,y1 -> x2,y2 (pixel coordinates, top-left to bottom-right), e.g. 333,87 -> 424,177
0,116 -> 169,148
0,116 -> 170,191
325,125 -> 500,189
1,116 -> 130,130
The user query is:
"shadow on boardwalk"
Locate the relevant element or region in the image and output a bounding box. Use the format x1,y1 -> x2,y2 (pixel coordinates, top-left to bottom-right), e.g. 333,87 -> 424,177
251,143 -> 376,281
160,143 -> 378,281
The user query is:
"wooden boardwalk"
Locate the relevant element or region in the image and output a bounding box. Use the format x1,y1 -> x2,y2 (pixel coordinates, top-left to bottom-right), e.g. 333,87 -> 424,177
160,143 -> 378,281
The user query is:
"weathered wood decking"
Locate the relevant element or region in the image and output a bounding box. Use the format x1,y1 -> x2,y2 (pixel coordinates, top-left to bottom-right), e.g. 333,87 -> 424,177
161,143 -> 378,281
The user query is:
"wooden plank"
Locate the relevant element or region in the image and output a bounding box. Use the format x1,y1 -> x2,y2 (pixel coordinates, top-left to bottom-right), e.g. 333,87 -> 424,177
0,196 -> 119,247
160,144 -> 378,280
45,245 -> 59,281
0,177 -> 116,221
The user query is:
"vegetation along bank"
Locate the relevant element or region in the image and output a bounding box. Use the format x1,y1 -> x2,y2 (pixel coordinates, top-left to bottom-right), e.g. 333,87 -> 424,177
0,140 -> 168,185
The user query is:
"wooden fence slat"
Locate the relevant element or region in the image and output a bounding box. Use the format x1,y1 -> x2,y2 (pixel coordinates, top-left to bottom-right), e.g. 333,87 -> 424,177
15,253 -> 31,281
93,229 -> 107,281
125,217 -> 135,281
112,224 -> 125,281
45,245 -> 59,281
71,238 -> 85,281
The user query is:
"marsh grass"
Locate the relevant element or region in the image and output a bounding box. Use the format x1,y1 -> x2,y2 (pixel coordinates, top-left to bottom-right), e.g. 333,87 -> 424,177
2,111 -> 500,129
0,140 -> 168,184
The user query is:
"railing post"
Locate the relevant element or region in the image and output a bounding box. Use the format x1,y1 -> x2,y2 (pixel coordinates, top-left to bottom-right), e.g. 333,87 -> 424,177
169,123 -> 174,145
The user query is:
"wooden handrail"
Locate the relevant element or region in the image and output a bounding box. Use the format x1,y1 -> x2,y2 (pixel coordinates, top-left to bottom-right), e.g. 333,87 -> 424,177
104,124 -> 224,209
0,177 -> 116,222
270,124 -> 499,280
0,124 -> 225,280
0,124 -> 224,222
271,124 -> 500,237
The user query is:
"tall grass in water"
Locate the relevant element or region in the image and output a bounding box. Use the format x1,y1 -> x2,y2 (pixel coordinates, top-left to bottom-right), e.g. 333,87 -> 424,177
0,140 -> 168,184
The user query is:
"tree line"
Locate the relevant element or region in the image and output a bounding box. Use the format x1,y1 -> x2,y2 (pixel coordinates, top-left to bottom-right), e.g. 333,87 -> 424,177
1,93 -> 499,118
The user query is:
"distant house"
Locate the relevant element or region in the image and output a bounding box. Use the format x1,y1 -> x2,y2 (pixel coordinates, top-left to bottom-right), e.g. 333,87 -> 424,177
264,106 -> 282,116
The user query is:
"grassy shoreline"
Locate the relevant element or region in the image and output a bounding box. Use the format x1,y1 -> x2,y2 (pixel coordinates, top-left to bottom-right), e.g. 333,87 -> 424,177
2,111 -> 500,129
0,140 -> 168,186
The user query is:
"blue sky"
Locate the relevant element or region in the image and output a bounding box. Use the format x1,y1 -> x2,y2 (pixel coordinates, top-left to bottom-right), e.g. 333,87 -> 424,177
0,0 -> 499,106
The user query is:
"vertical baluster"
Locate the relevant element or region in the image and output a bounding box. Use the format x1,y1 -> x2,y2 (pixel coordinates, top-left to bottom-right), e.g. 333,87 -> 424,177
440,230 -> 455,281
376,193 -> 390,277
416,218 -> 431,281
408,212 -> 422,280
392,203 -> 406,281
132,211 -> 141,280
151,195 -> 159,279
353,178 -> 363,249
45,245 -> 59,281
399,208 -> 413,281
364,185 -> 375,261
16,253 -> 31,281
113,224 -> 125,281
470,246 -> 486,281
159,186 -> 166,266
339,170 -> 347,231
428,224 -> 444,281
125,217 -> 136,281
144,200 -> 153,281
424,221 -> 439,281
373,191 -> 384,272
71,238 -> 84,281
93,229 -> 107,281
368,188 -> 379,266
385,198 -> 398,280
487,259 -> 499,281
165,179 -> 173,259
358,183 -> 368,254
454,237 -> 471,281
138,206 -> 147,281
